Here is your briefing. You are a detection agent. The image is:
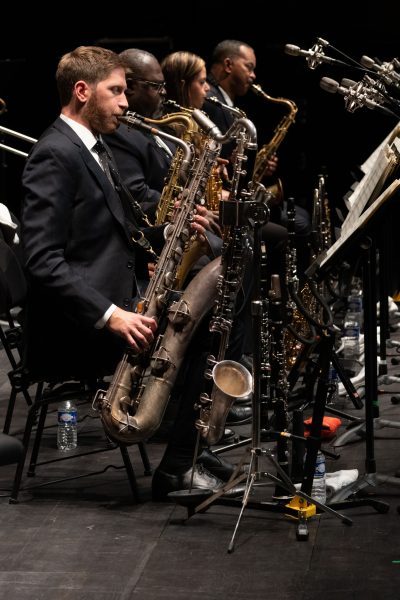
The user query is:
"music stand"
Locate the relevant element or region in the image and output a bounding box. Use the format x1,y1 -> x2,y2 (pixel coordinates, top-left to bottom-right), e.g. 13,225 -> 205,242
310,179 -> 400,506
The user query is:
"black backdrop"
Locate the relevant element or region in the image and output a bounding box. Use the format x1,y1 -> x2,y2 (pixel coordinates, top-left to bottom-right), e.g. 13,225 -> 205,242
1,2 -> 399,224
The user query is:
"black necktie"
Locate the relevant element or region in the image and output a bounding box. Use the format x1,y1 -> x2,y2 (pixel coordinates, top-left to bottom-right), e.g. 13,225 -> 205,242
93,139 -> 115,187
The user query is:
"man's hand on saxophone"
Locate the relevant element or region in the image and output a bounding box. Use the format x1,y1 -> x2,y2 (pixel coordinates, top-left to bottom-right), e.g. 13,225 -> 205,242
263,153 -> 279,178
106,308 -> 157,351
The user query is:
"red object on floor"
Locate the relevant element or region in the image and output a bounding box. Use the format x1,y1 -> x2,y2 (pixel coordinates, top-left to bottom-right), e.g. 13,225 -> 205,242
303,416 -> 342,439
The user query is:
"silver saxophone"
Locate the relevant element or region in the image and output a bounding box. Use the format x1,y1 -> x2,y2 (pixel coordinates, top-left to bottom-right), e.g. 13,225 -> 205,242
95,110 -> 244,444
195,118 -> 267,445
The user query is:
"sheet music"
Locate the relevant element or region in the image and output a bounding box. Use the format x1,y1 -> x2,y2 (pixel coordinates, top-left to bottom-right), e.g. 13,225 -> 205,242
361,122 -> 400,173
341,137 -> 400,237
320,178 -> 400,270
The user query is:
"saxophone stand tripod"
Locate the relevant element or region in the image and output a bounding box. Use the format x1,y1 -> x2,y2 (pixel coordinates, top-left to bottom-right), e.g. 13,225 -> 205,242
176,196 -> 352,550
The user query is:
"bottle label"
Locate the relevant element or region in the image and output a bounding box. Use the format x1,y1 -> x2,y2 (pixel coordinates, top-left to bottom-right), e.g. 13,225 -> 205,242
315,454 -> 326,477
348,296 -> 362,312
343,325 -> 360,338
58,410 -> 77,425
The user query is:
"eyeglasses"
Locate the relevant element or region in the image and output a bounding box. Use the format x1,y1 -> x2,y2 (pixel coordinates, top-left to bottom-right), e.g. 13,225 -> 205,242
126,77 -> 166,93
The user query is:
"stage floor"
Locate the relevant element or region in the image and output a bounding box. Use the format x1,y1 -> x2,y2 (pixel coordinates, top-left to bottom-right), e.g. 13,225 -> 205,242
1,329 -> 400,600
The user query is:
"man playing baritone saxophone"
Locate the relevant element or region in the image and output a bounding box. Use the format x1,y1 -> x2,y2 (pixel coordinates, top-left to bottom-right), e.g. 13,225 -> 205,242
104,48 -> 246,501
21,45 -> 208,407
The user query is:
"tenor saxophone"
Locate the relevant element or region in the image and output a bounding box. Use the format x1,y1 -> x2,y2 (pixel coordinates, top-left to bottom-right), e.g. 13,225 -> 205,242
251,83 -> 297,204
95,111 -> 230,444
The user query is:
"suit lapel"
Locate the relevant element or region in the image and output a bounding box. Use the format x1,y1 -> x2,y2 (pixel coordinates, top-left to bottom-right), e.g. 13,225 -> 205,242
53,118 -> 132,244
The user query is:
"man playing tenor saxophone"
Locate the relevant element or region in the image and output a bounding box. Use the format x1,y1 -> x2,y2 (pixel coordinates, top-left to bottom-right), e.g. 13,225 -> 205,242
203,39 -> 311,265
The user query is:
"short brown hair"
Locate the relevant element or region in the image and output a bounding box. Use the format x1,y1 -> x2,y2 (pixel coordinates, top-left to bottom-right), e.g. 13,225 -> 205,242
56,46 -> 127,106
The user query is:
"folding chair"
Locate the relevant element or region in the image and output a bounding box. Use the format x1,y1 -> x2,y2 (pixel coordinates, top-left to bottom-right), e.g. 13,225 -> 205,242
0,237 -> 33,432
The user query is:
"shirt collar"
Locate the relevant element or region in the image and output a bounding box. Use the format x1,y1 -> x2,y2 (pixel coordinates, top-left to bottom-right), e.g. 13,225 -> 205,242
218,86 -> 234,107
60,114 -> 98,152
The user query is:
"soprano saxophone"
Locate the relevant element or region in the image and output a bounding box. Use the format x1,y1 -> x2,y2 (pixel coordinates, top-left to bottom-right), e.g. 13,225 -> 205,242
95,110 -> 239,444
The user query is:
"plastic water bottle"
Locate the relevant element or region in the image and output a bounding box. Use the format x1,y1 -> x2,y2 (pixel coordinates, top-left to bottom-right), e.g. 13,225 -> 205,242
347,277 -> 363,319
311,450 -> 326,504
342,309 -> 361,360
328,364 -> 338,405
57,400 -> 78,451
342,277 -> 363,361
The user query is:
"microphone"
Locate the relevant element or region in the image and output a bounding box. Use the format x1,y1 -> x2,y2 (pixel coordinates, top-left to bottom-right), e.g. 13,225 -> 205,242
284,43 -> 347,68
320,77 -> 399,117
360,55 -> 400,87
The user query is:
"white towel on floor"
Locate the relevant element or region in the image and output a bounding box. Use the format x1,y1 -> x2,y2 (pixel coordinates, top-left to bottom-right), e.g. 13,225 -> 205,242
0,203 -> 19,244
325,469 -> 359,499
294,469 -> 359,499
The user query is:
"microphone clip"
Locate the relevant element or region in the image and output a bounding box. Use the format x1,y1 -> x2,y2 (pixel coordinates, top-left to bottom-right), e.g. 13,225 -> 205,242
306,40 -> 331,70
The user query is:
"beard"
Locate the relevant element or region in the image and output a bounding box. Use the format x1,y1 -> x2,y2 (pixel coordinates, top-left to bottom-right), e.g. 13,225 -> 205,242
85,91 -> 117,135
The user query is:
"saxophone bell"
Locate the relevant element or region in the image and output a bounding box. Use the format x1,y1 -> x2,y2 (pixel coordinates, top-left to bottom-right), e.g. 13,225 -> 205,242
196,359 -> 252,445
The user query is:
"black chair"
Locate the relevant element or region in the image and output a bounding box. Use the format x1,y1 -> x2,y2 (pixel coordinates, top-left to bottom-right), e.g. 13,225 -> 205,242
0,432 -> 23,467
9,379 -> 151,504
0,239 -> 151,504
0,432 -> 24,497
0,237 -> 33,433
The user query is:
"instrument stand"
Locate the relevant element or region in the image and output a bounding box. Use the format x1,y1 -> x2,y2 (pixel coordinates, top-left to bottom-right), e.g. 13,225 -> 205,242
175,195 -> 353,549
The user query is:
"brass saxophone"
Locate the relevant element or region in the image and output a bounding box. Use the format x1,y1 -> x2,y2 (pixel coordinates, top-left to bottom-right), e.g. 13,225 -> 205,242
154,110 -> 195,226
95,110 -> 236,444
284,178 -> 333,372
153,102 -> 220,286
251,83 -> 298,204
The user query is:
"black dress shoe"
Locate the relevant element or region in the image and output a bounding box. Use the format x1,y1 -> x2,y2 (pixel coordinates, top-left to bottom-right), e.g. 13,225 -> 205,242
218,428 -> 235,444
226,405 -> 252,425
234,391 -> 253,405
152,464 -> 245,502
196,448 -> 239,481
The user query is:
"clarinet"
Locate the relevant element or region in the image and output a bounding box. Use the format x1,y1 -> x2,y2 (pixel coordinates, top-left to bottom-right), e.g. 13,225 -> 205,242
259,240 -> 272,439
268,274 -> 291,499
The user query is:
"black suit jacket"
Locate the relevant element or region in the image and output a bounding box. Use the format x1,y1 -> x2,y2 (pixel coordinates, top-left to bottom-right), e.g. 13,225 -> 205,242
21,117 -> 164,379
104,124 -> 176,222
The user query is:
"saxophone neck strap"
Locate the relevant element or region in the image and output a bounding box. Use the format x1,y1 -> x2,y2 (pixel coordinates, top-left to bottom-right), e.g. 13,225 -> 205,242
100,139 -> 158,259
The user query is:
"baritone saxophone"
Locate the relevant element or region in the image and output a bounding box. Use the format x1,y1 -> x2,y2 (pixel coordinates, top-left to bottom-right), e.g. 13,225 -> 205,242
95,110 -> 243,445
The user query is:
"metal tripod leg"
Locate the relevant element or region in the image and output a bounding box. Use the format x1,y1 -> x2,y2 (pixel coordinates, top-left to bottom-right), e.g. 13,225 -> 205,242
225,444 -> 353,553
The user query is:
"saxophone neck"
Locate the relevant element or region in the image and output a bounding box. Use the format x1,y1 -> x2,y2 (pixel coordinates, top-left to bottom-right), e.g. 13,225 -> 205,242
251,84 -> 298,115
205,95 -> 247,118
119,111 -> 193,172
